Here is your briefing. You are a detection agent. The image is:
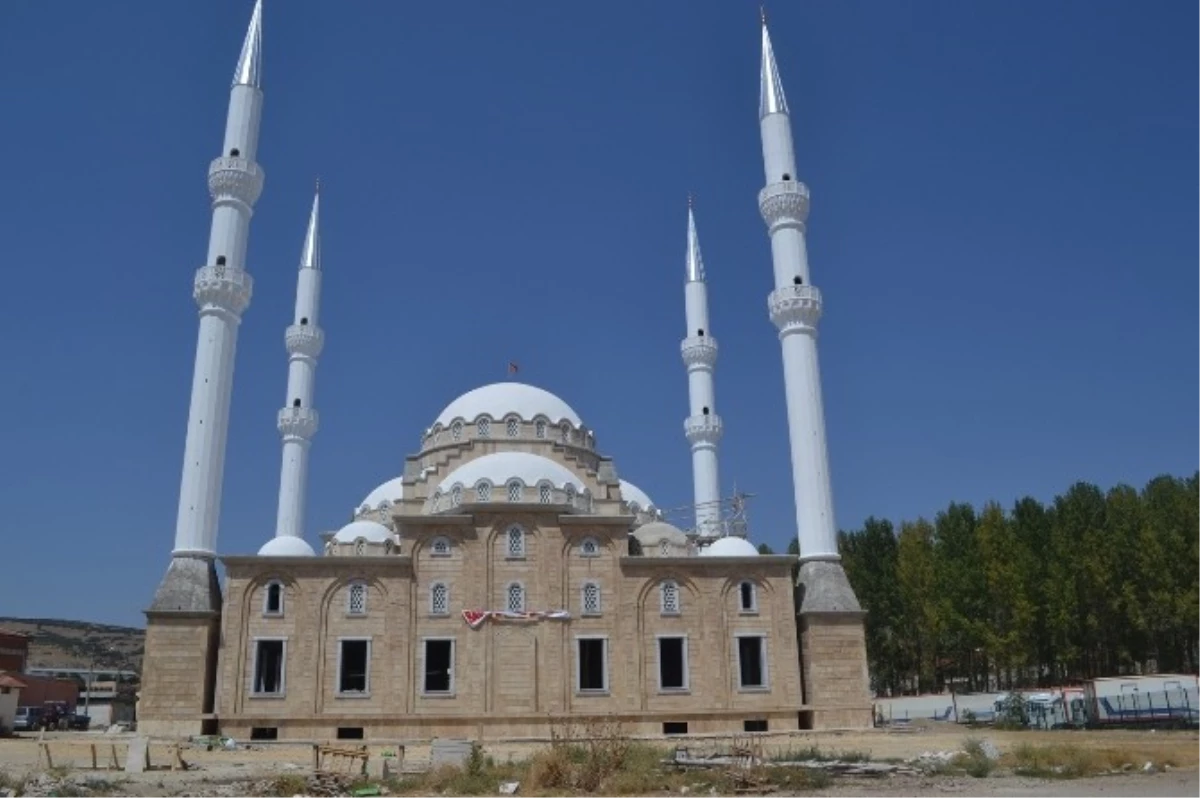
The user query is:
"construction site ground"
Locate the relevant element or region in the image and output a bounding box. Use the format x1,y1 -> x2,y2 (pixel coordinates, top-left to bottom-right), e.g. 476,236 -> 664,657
0,725 -> 1195,796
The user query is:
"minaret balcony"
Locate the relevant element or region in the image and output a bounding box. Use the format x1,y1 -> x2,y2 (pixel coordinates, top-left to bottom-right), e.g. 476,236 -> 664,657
684,413 -> 724,445
278,406 -> 319,439
193,263 -> 253,316
208,156 -> 265,209
680,336 -> 719,368
768,284 -> 823,335
285,324 -> 325,358
758,180 -> 810,233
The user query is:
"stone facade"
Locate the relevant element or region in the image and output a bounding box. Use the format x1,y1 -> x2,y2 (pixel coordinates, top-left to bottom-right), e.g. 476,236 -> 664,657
214,511 -> 807,740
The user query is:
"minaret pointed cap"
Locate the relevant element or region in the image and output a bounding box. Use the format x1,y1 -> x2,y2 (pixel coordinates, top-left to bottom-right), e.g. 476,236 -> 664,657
300,182 -> 320,270
759,11 -> 789,119
233,0 -> 263,88
686,199 -> 705,282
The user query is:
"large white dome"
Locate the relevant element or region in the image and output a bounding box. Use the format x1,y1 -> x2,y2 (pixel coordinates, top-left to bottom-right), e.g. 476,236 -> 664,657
434,382 -> 582,428
333,519 -> 393,544
618,479 -> 655,510
257,536 -> 316,557
438,451 -> 585,493
700,537 -> 760,557
360,476 -> 405,510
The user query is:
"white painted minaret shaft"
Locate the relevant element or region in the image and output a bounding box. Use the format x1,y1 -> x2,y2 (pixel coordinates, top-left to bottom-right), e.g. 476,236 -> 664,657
681,204 -> 723,536
171,2 -> 264,557
759,20 -> 839,561
274,189 -> 324,542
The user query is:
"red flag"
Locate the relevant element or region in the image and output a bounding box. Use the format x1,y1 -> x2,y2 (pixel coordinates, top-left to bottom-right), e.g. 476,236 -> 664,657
507,362 -> 519,375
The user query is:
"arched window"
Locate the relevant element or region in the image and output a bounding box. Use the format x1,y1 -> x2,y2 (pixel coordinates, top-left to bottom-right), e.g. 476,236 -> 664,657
505,417 -> 520,438
354,539 -> 366,557
384,539 -> 394,555
739,581 -> 758,613
535,419 -> 547,439
263,581 -> 284,616
507,480 -> 523,502
347,581 -> 367,615
431,490 -> 442,511
506,582 -> 526,613
477,417 -> 491,438
451,421 -> 463,441
506,525 -> 526,558
580,537 -> 600,558
581,582 -> 601,616
451,485 -> 463,507
538,483 -> 552,504
430,582 -> 449,616
565,485 -> 577,506
560,422 -> 571,443
476,481 -> 492,502
659,539 -> 671,557
660,580 -> 680,615
431,536 -> 451,557
583,489 -> 593,513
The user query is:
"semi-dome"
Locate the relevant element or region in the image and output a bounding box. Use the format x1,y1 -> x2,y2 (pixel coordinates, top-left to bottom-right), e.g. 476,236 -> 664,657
333,519 -> 393,544
257,536 -> 316,557
618,479 -> 655,510
438,451 -> 585,493
634,521 -> 688,544
700,536 -> 760,557
360,476 -> 405,510
434,382 -> 582,428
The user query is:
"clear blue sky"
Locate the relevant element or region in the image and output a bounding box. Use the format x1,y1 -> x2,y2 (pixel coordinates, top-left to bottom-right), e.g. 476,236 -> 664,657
0,1 -> 1194,627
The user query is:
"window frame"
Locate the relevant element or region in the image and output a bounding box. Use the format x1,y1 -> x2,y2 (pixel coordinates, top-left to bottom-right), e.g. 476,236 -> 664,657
535,419 -> 547,439
505,581 -> 526,613
249,636 -> 288,698
430,581 -> 450,616
477,417 -> 491,438
420,636 -> 456,697
537,482 -> 553,504
507,480 -> 523,503
574,635 -> 610,695
579,537 -> 600,558
505,416 -> 521,438
660,580 -> 681,616
581,580 -> 602,616
347,580 -> 368,616
505,525 -> 526,559
738,581 -> 759,614
430,536 -> 452,557
335,637 -> 372,697
262,580 -> 284,617
476,480 -> 492,502
656,635 -> 690,693
734,633 -> 770,692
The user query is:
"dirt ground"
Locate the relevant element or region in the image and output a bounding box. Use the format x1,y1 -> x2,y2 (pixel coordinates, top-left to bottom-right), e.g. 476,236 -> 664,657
0,725 -> 1195,796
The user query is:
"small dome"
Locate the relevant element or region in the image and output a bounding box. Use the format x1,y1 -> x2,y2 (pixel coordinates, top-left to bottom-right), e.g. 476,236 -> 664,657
333,519 -> 393,544
433,382 -> 582,428
700,537 -> 760,557
619,479 -> 654,510
257,536 -> 316,557
437,451 -> 585,494
634,521 -> 688,545
360,476 -> 404,510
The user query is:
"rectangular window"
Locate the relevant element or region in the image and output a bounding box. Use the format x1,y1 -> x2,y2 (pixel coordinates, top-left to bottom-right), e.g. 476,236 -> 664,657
250,727 -> 278,741
252,639 -> 285,695
739,582 -> 756,613
338,639 -> 370,694
662,721 -> 689,735
737,636 -> 767,689
337,727 -> 364,740
423,639 -> 454,694
743,719 -> 769,733
577,637 -> 607,693
657,636 -> 689,691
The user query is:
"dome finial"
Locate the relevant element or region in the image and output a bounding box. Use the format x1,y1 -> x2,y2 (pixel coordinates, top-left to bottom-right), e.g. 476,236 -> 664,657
233,0 -> 263,88
759,7 -> 789,119
300,183 -> 320,270
686,199 -> 705,282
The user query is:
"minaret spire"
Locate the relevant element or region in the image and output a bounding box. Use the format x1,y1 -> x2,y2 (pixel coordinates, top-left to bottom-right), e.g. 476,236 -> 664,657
261,184 -> 325,556
149,0 -> 268,609
680,198 -> 724,537
759,10 -> 789,119
234,0 -> 263,88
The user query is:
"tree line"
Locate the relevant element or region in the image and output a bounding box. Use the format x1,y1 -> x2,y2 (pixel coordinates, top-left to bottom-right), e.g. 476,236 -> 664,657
761,472 -> 1198,695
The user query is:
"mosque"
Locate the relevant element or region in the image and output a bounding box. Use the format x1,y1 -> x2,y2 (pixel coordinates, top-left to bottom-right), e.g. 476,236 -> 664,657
138,1 -> 871,740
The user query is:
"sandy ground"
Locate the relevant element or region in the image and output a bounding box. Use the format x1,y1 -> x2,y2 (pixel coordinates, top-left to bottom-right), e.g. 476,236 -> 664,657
0,725 -> 1195,796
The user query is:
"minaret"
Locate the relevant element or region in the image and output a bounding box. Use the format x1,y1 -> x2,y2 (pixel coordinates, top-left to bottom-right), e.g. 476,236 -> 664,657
756,9 -> 870,729
260,185 -> 323,556
149,0 -> 265,608
680,198 -> 724,537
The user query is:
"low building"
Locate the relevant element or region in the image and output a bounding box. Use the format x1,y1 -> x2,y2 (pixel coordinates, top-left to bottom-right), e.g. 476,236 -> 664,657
0,630 -> 30,674
0,673 -> 26,732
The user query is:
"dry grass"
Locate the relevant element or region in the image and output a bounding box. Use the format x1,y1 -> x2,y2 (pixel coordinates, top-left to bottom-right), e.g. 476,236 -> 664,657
1006,741 -> 1182,779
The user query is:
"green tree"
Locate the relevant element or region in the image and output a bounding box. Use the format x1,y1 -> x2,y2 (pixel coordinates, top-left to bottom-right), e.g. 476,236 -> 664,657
1010,497 -> 1052,685
932,502 -> 987,690
975,501 -> 1036,688
840,519 -> 904,694
896,518 -> 939,692
756,542 -> 775,555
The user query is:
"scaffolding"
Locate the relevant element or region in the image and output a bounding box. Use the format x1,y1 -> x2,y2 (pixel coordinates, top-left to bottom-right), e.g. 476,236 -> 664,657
658,490 -> 757,542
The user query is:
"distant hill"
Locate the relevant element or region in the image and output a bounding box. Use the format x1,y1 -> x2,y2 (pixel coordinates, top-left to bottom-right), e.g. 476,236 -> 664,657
0,617 -> 143,671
